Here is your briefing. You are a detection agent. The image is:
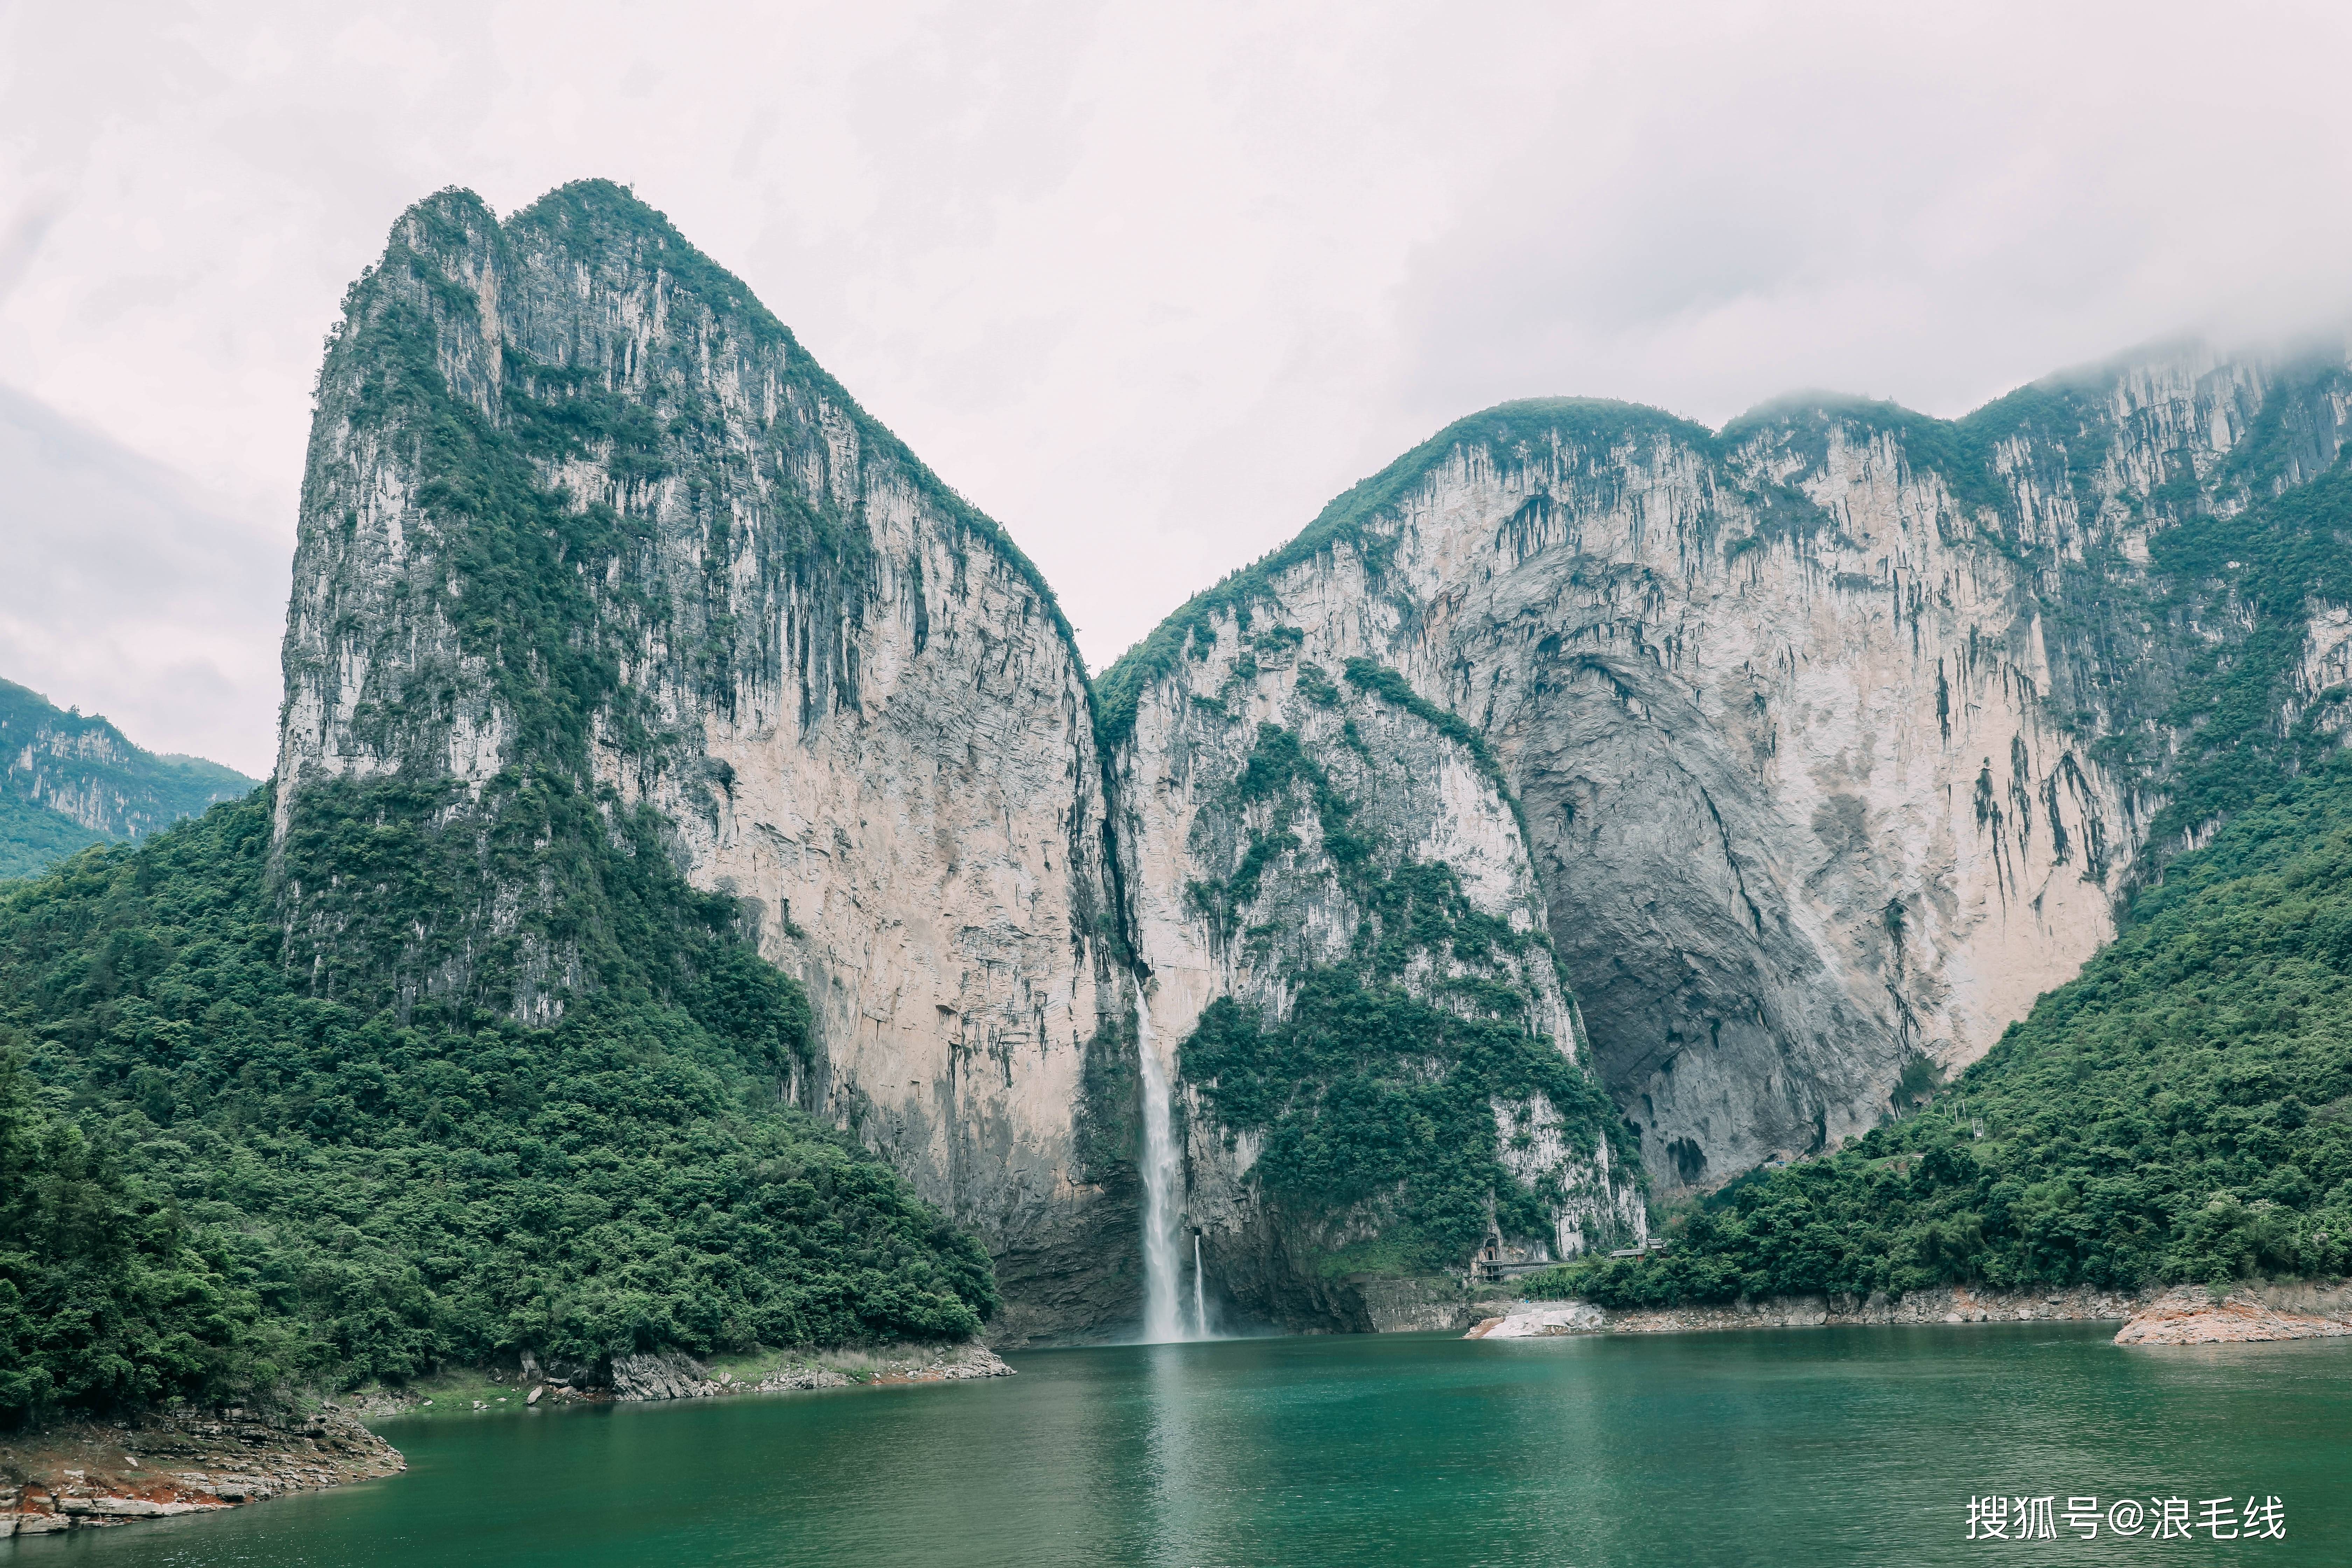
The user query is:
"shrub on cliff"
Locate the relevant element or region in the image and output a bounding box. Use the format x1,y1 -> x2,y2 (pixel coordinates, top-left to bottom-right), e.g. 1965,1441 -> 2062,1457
1182,847 -> 1634,1272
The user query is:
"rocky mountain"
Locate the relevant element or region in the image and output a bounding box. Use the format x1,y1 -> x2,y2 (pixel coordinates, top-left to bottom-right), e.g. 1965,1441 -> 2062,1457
273,180 -> 1669,1337
0,678 -> 253,878
272,183 -> 1129,1340
1552,732 -> 2352,1311
1,185 -> 1029,1423
1102,344 -> 2352,1208
248,175 -> 2352,1341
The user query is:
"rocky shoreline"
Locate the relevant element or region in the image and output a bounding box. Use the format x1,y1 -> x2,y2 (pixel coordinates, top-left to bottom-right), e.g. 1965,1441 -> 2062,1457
596,1344 -> 1017,1403
1466,1279 -> 2352,1346
340,1340 -> 1020,1420
2112,1283 -> 2352,1346
1463,1282 -> 2146,1339
0,1407 -> 403,1539
4,1343 -> 1016,1539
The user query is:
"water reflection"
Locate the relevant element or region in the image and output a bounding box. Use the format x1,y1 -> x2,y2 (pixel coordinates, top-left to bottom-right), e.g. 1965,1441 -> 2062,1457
1143,1342 -> 1208,1565
26,1327 -> 2352,1568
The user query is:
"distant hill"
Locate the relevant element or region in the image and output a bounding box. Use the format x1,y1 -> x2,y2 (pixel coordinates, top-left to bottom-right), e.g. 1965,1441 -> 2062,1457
0,677 -> 256,877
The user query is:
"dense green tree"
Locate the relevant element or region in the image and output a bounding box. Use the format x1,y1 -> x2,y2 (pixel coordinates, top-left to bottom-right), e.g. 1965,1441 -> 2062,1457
0,794 -> 994,1427
0,1049 -> 247,1417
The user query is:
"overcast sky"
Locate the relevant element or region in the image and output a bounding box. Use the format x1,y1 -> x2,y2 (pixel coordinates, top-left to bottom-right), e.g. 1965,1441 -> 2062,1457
5,1 -> 2350,776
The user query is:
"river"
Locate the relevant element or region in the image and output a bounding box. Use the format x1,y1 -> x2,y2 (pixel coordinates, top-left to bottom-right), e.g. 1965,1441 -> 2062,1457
14,1325 -> 2348,1566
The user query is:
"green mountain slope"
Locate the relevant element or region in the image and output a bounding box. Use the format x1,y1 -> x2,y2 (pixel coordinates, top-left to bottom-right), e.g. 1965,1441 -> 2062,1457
0,794 -> 995,1424
0,793 -> 103,880
0,678 -> 255,879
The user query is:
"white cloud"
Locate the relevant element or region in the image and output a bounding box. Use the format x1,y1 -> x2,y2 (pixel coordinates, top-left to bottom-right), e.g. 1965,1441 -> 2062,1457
2,0 -> 2347,770
0,384 -> 284,775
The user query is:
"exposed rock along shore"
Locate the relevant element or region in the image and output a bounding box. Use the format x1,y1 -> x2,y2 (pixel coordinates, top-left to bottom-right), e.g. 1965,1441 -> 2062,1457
3,1345 -> 1015,1538
1465,1280 -> 2352,1346
344,1343 -> 1021,1420
0,1407 -> 402,1538
1466,1283 -> 2151,1339
598,1345 -> 1016,1403
2110,1283 -> 2352,1346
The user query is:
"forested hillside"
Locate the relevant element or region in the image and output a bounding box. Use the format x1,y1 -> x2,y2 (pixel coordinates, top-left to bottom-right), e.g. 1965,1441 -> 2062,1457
0,792 -> 102,881
0,793 -> 996,1425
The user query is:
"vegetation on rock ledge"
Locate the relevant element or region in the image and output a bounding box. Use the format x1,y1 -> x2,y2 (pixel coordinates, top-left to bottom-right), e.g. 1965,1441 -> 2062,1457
1179,720 -> 1632,1273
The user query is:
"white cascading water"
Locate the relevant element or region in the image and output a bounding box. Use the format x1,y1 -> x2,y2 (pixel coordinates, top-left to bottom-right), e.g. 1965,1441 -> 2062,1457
1192,1233 -> 1207,1336
1136,990 -> 1189,1341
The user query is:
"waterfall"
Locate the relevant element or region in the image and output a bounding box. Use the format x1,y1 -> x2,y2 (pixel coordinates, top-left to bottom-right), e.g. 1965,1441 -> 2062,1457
1136,990 -> 1188,1342
1192,1233 -> 1208,1337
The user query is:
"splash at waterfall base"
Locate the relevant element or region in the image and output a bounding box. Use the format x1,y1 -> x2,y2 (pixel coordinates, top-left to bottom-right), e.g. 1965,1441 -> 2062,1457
1134,992 -> 1216,1343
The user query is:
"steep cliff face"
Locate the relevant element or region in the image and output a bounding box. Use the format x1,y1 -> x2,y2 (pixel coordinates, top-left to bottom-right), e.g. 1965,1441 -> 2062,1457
0,677 -> 253,877
274,183 -> 1130,1338
1104,341 -> 2352,1199
1112,631 -> 1644,1325
276,179 -> 2352,1337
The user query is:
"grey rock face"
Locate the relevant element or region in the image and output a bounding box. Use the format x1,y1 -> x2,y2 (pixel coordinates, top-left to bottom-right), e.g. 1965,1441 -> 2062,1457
606,1352 -> 719,1402
274,183 -> 1129,1336
1106,341 -> 2352,1196
1110,618 -> 1645,1324
281,176 -> 2352,1334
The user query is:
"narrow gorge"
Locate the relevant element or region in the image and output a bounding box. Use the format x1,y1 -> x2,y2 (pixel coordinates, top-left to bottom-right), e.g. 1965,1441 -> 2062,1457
16,179 -> 2351,1396
265,180 -> 1686,1340
270,180 -> 2352,1339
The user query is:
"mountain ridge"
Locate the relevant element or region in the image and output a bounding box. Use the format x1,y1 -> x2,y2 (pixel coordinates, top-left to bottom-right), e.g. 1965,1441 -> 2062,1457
1104,332 -> 2352,735
7,177 -> 2352,1425
0,677 -> 254,879
1103,333 -> 2352,1201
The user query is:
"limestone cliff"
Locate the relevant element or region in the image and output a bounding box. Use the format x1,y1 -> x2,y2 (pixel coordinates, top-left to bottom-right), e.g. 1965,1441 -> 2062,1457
1111,631 -> 1644,1326
277,176 -> 2352,1335
273,183 -> 1130,1338
1102,340 -> 2352,1200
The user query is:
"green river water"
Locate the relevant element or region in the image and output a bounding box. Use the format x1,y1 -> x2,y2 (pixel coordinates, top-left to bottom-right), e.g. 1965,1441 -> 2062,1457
9,1324 -> 2348,1567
